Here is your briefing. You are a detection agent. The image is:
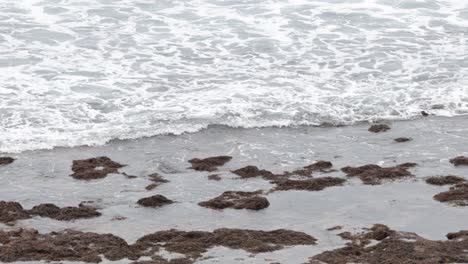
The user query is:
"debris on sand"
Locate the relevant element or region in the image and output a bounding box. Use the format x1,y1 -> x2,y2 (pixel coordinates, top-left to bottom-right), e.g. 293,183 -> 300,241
434,183 -> 468,206
71,156 -> 125,180
291,161 -> 334,176
137,195 -> 174,208
135,228 -> 317,259
449,156 -> 468,166
368,124 -> 390,133
341,163 -> 416,185
0,201 -> 101,224
231,166 -> 275,179
421,111 -> 429,116
145,173 -> 169,190
426,175 -> 465,186
0,228 -> 138,263
188,156 -> 232,172
199,191 -> 269,210
394,137 -> 411,143
29,203 -> 101,221
0,157 -> 14,166
308,224 -> 468,264
207,174 -> 221,181
271,177 -> 346,192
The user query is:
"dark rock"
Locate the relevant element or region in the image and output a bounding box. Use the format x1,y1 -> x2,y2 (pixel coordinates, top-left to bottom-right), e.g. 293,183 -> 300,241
327,226 -> 343,231
0,201 -> 101,224
394,137 -> 411,143
309,224 -> 468,264
0,229 -> 137,263
292,160 -> 334,176
29,203 -> 101,221
368,124 -> 390,133
137,195 -> 174,208
199,191 -> 269,210
0,202 -> 30,223
136,228 -> 316,258
271,177 -> 346,192
188,156 -> 232,172
0,157 -> 14,166
341,163 -> 416,185
421,111 -> 429,116
434,183 -> 468,206
71,156 -> 125,180
0,227 -> 315,263
207,174 -> 221,181
426,176 -> 465,186
449,156 -> 468,166
231,166 -> 275,179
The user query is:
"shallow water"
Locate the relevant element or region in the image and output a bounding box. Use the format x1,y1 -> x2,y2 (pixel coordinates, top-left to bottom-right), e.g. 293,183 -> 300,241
1,116 -> 468,263
1,0 -> 468,152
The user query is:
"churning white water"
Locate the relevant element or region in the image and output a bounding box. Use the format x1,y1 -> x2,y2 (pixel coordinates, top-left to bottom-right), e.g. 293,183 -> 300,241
1,0 -> 468,152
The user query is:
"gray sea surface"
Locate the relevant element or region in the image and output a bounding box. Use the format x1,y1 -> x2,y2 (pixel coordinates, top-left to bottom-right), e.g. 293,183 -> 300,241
1,115 -> 468,263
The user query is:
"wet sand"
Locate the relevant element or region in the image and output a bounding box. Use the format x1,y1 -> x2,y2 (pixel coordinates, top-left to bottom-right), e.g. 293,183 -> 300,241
1,115 -> 468,263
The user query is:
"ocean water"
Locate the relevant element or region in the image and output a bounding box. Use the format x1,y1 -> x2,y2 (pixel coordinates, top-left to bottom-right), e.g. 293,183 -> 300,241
1,0 -> 468,153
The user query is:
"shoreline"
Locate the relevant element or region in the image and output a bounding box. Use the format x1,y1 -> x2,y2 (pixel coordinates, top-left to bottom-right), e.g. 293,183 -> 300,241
2,114 -> 463,156
0,115 -> 468,263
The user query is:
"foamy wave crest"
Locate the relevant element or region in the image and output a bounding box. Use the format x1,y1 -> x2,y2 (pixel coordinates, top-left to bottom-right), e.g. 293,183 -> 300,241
1,0 -> 468,153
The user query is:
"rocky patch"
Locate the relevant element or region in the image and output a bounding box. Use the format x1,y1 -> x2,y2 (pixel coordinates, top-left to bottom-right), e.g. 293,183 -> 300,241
341,163 -> 417,185
199,191 -> 269,210
449,156 -> 468,166
188,156 -> 232,172
426,175 -> 465,186
271,177 -> 346,192
0,157 -> 14,166
71,156 -> 125,180
309,224 -> 468,264
368,124 -> 390,133
434,183 -> 468,206
0,201 -> 101,224
137,195 -> 174,208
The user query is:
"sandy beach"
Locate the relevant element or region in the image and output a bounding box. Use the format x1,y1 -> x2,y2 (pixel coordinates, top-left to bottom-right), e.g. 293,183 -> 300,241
1,115 -> 468,263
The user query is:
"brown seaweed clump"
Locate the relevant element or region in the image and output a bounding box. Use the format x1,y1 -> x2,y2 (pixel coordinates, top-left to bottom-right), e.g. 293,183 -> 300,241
137,195 -> 174,208
425,176 -> 465,186
0,157 -> 14,166
449,156 -> 468,166
231,166 -> 276,179
135,228 -> 317,259
188,156 -> 232,172
71,156 -> 125,180
0,201 -> 101,224
199,191 -> 269,210
309,224 -> 468,264
433,183 -> 468,206
368,124 -> 390,133
271,177 -> 346,192
341,163 -> 417,185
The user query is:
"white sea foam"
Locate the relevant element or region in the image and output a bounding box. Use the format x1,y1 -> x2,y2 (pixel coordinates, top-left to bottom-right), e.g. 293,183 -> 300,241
0,0 -> 467,153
